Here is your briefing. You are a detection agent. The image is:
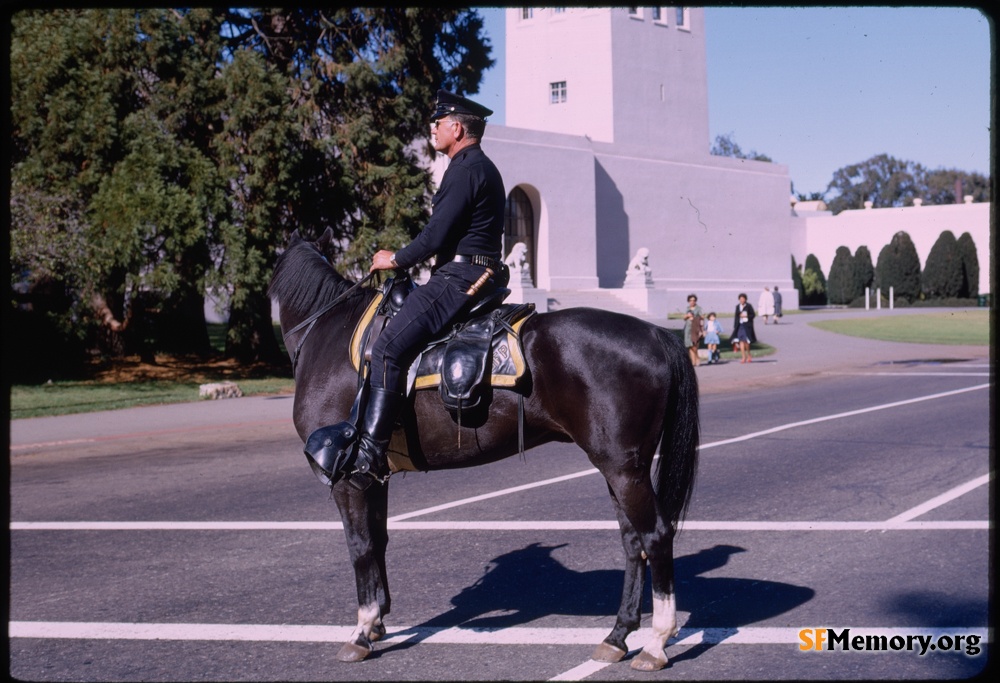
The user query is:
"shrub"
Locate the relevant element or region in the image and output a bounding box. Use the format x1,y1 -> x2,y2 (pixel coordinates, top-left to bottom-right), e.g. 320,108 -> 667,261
791,255 -> 805,302
853,245 -> 875,296
922,230 -> 962,299
875,231 -> 921,302
827,246 -> 857,305
802,253 -> 827,305
957,232 -> 980,298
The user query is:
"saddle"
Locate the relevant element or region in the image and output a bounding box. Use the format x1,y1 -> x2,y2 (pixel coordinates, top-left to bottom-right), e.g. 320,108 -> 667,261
303,274 -> 535,487
350,275 -> 535,410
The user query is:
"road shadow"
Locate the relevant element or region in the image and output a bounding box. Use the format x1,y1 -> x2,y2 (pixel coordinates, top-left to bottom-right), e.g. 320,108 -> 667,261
377,542 -> 814,661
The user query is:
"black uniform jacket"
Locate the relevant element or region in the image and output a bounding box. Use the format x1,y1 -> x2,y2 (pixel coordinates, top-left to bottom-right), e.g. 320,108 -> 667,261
393,144 -> 506,270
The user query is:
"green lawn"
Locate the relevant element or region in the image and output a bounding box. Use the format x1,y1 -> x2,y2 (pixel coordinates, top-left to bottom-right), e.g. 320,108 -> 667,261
11,310 -> 989,419
809,310 -> 990,345
10,378 -> 294,420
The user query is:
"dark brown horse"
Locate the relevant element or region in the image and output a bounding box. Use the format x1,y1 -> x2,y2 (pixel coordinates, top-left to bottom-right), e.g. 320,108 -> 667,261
268,229 -> 700,671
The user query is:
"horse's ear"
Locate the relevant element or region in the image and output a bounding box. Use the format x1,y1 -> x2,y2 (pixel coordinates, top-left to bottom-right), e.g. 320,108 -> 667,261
318,227 -> 334,249
289,229 -> 302,245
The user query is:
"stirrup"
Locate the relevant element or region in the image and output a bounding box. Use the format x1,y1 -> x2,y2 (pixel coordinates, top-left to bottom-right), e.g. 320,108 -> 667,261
347,467 -> 391,490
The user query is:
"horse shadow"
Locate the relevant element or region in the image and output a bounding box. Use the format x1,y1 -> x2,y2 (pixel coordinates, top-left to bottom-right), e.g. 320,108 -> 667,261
378,542 -> 814,661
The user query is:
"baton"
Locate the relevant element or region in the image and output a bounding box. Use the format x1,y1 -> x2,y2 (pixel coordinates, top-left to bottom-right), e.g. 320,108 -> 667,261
465,267 -> 495,296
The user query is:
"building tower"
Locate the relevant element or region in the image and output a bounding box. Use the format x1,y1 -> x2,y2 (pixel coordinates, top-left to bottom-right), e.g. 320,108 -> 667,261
505,7 -> 709,157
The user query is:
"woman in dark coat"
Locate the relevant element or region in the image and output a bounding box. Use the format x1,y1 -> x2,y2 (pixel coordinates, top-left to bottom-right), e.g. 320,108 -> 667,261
729,292 -> 756,363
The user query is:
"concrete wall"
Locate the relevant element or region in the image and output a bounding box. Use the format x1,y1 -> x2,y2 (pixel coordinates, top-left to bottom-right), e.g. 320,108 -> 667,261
481,126 -> 599,290
793,199 -> 991,296
591,141 -> 797,315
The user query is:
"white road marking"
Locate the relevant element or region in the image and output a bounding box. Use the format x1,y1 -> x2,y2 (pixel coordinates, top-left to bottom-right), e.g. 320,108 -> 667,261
387,469 -> 600,522
8,621 -> 987,646
828,371 -> 991,377
698,383 -> 988,451
885,473 -> 992,525
9,519 -> 989,531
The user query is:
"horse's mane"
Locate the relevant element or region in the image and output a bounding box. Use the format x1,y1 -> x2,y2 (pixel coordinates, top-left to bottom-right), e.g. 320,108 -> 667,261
268,239 -> 369,320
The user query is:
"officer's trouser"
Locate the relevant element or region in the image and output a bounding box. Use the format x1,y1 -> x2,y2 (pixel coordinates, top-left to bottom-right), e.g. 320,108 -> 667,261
368,261 -> 491,392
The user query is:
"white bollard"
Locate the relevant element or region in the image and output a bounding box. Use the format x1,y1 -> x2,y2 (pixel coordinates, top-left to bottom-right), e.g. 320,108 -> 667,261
876,288 -> 881,310
889,286 -> 894,310
865,287 -> 870,311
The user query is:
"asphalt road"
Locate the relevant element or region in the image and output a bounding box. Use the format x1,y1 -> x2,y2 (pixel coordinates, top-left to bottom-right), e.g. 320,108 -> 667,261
8,310 -> 991,681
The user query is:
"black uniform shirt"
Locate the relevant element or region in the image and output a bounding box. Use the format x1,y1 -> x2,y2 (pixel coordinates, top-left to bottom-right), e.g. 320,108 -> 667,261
394,144 -> 505,270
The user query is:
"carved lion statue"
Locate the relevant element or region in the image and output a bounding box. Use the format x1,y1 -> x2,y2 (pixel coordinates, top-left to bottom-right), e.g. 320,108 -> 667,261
627,247 -> 651,275
505,242 -> 529,271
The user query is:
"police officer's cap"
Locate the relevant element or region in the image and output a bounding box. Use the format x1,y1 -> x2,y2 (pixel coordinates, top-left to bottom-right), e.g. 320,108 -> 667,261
430,89 -> 493,122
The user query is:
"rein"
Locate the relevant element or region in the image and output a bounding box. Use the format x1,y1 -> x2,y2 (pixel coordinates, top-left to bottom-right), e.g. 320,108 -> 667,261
283,271 -> 378,373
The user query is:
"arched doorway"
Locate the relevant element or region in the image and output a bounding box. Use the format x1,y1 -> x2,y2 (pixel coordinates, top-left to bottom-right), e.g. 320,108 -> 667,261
504,187 -> 536,286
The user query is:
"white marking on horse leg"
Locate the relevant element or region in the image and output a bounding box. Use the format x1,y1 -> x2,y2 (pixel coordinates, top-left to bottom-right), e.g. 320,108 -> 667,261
348,602 -> 381,645
640,592 -> 677,665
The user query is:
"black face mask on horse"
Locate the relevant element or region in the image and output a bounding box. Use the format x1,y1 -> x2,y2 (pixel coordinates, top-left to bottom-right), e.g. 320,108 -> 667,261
268,228 -> 700,671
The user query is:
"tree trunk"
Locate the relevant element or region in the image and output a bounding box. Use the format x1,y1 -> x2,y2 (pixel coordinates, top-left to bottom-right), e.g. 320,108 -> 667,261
225,288 -> 283,364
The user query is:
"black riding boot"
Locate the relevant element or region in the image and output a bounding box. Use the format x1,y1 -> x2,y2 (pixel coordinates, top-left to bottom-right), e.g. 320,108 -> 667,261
352,387 -> 404,486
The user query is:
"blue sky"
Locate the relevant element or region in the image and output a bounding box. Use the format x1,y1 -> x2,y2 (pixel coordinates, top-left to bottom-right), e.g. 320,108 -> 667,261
475,7 -> 991,197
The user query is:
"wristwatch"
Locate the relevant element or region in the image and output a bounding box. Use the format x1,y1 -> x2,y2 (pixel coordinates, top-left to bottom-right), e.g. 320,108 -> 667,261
390,253 -> 398,268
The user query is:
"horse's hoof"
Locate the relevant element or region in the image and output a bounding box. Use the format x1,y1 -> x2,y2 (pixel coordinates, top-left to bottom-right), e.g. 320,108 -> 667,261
336,641 -> 372,662
630,650 -> 667,671
370,622 -> 387,642
591,642 -> 627,662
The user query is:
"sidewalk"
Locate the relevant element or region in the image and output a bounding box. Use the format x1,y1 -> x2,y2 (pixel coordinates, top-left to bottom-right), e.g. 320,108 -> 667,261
9,309 -> 990,445
649,307 -> 990,395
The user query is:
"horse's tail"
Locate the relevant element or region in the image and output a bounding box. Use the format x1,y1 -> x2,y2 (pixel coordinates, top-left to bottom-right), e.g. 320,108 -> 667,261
654,328 -> 700,529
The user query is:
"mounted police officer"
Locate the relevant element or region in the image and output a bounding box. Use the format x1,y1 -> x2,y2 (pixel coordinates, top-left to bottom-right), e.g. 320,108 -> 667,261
350,89 -> 507,485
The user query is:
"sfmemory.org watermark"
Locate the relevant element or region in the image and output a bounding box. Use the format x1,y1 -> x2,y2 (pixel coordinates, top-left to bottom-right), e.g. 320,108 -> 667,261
799,628 -> 984,656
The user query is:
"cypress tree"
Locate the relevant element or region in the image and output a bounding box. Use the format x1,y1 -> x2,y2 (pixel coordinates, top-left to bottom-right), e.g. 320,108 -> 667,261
957,232 -> 980,298
875,231 -> 922,302
826,246 -> 856,305
921,231 -> 962,300
791,255 -> 805,303
802,253 -> 827,305
852,245 -> 875,301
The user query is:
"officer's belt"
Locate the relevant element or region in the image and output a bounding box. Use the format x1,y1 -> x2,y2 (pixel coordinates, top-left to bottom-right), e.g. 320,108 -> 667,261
452,253 -> 503,272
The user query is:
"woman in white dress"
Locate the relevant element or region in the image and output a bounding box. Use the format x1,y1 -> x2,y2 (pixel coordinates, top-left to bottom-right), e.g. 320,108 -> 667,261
757,286 -> 775,325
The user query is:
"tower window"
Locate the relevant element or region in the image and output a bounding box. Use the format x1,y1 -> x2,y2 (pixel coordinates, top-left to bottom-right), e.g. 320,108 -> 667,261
652,7 -> 661,21
676,7 -> 687,27
521,8 -> 533,20
549,81 -> 567,104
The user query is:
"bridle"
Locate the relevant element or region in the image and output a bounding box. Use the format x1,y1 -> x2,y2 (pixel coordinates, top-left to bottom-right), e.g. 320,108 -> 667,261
282,271 -> 378,374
